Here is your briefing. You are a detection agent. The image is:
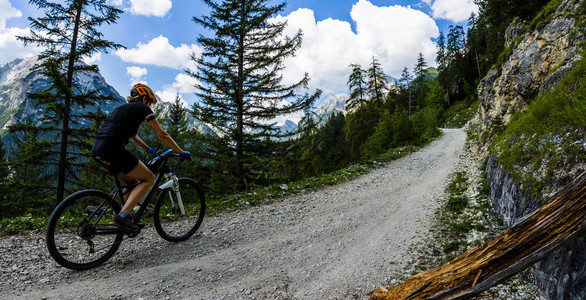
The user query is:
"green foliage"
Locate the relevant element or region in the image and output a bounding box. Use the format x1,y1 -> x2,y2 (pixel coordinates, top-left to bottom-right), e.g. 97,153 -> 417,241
446,196 -> 469,213
412,107 -> 442,142
191,0 -> 321,190
13,0 -> 123,203
366,56 -> 388,103
346,64 -> 368,112
490,51 -> 586,196
441,100 -> 479,128
0,213 -> 47,234
344,103 -> 379,161
166,95 -> 189,138
301,112 -> 349,176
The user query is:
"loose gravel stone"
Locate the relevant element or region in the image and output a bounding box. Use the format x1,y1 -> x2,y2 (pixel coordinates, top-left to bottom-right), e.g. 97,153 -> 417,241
0,129 -> 536,299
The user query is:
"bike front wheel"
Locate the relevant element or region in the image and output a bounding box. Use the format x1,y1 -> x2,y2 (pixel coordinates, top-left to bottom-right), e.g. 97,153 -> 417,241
46,190 -> 123,270
154,178 -> 205,242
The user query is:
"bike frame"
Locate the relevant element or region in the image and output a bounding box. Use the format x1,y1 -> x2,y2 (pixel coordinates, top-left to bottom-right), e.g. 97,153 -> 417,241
109,149 -> 184,225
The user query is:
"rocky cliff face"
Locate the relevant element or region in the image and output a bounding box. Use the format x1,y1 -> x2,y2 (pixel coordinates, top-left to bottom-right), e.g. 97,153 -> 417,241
477,1 -> 585,299
477,0 -> 584,133
486,155 -> 585,300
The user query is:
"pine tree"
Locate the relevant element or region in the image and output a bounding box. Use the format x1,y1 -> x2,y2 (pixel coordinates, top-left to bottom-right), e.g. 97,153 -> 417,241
399,67 -> 414,116
16,0 -> 123,203
190,0 -> 321,189
5,121 -> 54,215
346,63 -> 367,112
435,31 -> 451,106
366,56 -> 388,103
413,52 -> 428,109
167,94 -> 189,138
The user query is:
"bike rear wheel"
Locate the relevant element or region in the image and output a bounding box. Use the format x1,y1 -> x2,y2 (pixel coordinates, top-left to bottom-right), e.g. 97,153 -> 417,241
46,190 -> 123,270
154,178 -> 205,242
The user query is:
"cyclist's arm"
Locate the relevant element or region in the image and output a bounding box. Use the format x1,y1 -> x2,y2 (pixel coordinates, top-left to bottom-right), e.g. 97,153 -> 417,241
147,118 -> 184,154
130,135 -> 150,152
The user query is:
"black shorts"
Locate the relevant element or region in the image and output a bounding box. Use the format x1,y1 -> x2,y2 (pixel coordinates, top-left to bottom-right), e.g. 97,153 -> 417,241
92,138 -> 139,175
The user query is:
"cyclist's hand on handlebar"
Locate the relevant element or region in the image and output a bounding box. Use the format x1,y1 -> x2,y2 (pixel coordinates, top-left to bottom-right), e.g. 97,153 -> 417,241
180,151 -> 192,161
148,148 -> 158,155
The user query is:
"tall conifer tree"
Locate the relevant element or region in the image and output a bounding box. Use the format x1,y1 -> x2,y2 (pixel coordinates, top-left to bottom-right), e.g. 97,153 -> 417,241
16,0 -> 123,202
366,56 -> 388,103
191,0 -> 321,189
399,67 -> 414,115
413,52 -> 428,109
346,63 -> 367,112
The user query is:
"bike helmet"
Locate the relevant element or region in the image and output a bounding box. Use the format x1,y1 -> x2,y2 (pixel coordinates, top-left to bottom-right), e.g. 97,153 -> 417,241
130,83 -> 157,105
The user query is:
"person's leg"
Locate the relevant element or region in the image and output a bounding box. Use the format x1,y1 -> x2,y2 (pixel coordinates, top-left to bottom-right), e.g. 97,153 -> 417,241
117,173 -> 140,204
119,161 -> 155,214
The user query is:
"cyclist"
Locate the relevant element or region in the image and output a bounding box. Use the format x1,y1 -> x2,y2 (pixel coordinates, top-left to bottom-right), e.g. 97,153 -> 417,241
92,83 -> 191,233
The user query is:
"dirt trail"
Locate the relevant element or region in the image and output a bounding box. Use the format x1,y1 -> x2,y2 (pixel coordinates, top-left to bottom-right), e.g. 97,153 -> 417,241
2,129 -> 467,300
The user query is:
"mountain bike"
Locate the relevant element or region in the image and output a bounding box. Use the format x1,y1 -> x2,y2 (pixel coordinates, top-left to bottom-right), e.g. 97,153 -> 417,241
45,149 -> 205,270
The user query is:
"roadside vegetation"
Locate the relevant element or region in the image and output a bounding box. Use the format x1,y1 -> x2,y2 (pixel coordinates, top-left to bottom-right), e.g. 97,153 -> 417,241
490,51 -> 586,198
406,161 -> 541,299
0,0 -> 573,240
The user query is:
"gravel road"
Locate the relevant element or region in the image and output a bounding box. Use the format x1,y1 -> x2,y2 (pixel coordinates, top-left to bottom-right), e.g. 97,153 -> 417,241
1,128 -> 467,300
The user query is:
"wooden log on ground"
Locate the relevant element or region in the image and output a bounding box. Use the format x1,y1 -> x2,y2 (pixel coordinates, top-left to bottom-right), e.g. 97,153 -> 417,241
370,171 -> 586,300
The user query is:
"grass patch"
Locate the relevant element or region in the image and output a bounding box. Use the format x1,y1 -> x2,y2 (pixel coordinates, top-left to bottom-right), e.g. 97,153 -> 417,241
0,213 -> 47,235
441,100 -> 480,128
446,196 -> 469,213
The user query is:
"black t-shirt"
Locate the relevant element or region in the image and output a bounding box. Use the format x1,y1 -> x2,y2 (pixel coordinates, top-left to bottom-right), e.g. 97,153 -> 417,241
96,102 -> 155,144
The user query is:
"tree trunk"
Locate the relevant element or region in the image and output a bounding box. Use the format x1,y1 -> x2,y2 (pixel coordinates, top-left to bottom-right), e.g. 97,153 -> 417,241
371,171 -> 586,300
57,0 -> 83,203
235,0 -> 246,190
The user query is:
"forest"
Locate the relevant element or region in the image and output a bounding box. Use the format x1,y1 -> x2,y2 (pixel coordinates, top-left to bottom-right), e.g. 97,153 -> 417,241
0,0 -> 559,230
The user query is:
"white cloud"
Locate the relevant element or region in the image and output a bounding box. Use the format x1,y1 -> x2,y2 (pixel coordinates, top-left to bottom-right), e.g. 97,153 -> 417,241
126,66 -> 148,85
0,1 -> 42,65
129,0 -> 171,17
429,0 -> 478,23
83,52 -> 102,64
157,73 -> 199,103
272,0 -> 439,94
115,35 -> 201,70
0,27 -> 41,64
0,0 -> 21,28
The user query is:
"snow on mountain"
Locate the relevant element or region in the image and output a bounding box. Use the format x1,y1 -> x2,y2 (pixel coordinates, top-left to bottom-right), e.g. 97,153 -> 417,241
314,92 -> 349,123
0,57 -> 125,132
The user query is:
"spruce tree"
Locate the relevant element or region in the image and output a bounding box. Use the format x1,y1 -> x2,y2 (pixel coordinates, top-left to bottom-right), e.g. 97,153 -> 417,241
366,56 -> 388,103
190,0 -> 321,189
346,63 -> 367,112
413,52 -> 428,109
435,31 -> 450,106
167,94 -> 189,138
16,0 -> 123,203
399,67 -> 414,116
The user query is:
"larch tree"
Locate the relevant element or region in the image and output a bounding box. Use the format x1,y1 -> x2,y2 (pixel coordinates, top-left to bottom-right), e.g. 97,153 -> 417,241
190,0 -> 321,189
16,0 -> 123,203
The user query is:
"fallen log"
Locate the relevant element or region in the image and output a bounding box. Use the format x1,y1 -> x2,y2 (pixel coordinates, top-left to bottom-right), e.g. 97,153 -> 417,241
371,171 -> 586,300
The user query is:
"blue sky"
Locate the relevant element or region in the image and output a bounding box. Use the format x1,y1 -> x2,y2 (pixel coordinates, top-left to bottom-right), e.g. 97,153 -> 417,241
1,0 -> 477,114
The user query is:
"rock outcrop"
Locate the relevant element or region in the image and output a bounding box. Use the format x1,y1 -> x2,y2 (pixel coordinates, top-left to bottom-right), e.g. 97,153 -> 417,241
477,0 -> 584,133
477,0 -> 585,299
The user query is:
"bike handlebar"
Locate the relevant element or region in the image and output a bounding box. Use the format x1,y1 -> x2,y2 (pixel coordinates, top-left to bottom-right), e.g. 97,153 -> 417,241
155,149 -> 191,161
